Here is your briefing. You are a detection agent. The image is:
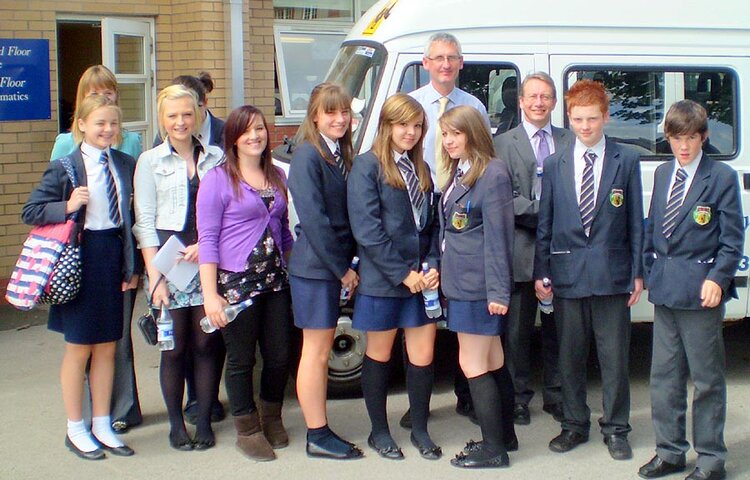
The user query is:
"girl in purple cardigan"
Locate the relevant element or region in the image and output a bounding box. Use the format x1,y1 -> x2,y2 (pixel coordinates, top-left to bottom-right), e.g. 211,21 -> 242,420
197,105 -> 294,461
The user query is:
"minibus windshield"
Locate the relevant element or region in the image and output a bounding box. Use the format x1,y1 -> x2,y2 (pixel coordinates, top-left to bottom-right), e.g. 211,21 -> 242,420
325,42 -> 387,151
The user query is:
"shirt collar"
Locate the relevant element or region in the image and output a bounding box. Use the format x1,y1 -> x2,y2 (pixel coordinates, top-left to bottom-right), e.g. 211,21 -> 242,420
457,158 -> 471,174
320,133 -> 339,157
674,151 -> 703,178
425,82 -> 457,105
522,119 -> 552,141
80,141 -> 108,161
574,135 -> 606,163
393,150 -> 409,163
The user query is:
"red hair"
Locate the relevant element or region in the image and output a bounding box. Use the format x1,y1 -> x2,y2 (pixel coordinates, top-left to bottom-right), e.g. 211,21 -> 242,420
565,79 -> 609,115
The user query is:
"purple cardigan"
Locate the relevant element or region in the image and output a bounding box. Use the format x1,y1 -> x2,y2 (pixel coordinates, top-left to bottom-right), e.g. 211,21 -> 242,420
197,165 -> 294,272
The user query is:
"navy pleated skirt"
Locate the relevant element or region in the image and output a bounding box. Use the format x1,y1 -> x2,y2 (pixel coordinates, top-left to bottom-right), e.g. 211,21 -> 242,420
48,229 -> 124,345
447,299 -> 504,336
290,274 -> 340,329
352,294 -> 433,332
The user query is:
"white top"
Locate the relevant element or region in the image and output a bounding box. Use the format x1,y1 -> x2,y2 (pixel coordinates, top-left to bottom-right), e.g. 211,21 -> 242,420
667,152 -> 703,203
80,142 -> 121,230
573,136 -> 606,206
409,83 -> 490,188
320,133 -> 339,157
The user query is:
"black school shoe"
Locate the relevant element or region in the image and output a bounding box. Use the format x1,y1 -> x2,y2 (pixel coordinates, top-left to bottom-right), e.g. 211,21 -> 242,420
451,442 -> 509,469
549,430 -> 589,453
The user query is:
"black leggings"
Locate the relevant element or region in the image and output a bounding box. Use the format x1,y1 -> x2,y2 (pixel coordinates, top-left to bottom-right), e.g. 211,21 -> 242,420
159,305 -> 221,435
221,289 -> 292,416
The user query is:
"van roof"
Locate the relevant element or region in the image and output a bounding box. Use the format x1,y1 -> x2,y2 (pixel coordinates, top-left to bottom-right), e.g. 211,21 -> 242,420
353,0 -> 750,47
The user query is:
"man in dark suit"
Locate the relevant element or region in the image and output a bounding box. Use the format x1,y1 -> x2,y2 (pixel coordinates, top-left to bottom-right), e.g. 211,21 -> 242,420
494,72 -> 570,426
637,101 -> 743,480
534,79 -> 643,461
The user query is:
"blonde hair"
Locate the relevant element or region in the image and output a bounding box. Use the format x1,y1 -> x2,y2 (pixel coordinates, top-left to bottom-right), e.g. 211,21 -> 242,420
72,94 -> 122,145
75,65 -> 119,109
296,82 -> 353,170
156,85 -> 203,140
438,106 -> 494,189
372,94 -> 431,192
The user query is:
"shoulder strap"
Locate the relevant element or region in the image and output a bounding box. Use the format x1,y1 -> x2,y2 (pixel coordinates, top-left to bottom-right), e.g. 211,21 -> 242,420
58,157 -> 81,222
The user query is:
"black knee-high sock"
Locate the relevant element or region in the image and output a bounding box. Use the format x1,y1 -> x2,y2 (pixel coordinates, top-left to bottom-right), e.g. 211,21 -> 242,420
491,366 -> 517,446
467,372 -> 506,455
407,362 -> 436,447
362,356 -> 393,445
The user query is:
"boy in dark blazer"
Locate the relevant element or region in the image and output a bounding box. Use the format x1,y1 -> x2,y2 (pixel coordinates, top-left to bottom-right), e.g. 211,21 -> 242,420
493,72 -> 571,426
637,101 -> 743,480
534,79 -> 643,460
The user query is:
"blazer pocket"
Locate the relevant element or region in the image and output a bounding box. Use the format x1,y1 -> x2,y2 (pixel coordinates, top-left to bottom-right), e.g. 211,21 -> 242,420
549,251 -> 574,288
607,247 -> 632,288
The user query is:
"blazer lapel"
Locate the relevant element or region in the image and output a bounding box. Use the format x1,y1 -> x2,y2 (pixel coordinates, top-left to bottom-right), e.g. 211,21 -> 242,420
669,155 -> 712,240
318,135 -> 345,181
591,142 -> 621,219
70,149 -> 87,187
559,143 -> 579,225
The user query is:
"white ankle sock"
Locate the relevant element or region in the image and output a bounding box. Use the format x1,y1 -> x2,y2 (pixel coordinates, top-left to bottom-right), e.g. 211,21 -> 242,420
67,419 -> 99,453
91,416 -> 124,448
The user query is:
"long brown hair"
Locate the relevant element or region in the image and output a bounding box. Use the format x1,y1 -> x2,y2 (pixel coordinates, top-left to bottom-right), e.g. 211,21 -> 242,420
372,93 -> 431,192
296,82 -> 353,170
72,94 -> 122,146
438,105 -> 494,189
223,105 -> 286,199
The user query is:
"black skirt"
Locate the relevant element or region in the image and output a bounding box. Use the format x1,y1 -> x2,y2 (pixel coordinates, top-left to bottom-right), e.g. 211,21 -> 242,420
48,229 -> 124,345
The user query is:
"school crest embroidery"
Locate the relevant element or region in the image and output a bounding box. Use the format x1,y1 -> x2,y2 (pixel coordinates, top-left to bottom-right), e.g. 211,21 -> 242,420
609,189 -> 624,208
451,211 -> 468,230
693,206 -> 712,225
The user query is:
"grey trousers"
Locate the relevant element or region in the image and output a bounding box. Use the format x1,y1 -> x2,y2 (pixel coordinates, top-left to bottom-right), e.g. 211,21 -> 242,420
555,294 -> 631,436
651,304 -> 726,471
505,281 -> 561,406
82,288 -> 142,426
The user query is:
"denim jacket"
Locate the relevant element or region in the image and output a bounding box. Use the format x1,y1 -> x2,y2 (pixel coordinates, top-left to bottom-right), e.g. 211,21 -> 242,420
133,138 -> 224,249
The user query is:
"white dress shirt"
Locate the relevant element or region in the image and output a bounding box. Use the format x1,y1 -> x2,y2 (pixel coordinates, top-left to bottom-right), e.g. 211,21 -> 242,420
666,152 -> 702,203
80,141 -> 121,230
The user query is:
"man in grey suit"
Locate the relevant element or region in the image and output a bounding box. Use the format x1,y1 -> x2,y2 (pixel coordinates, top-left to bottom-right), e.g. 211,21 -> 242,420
494,72 -> 570,426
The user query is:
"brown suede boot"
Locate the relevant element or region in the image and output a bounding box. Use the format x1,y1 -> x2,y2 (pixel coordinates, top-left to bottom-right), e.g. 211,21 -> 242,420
259,399 -> 289,449
233,412 -> 276,461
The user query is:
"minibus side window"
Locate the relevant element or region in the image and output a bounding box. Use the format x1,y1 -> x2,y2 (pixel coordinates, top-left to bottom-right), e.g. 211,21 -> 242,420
565,67 -> 738,159
397,62 -> 520,135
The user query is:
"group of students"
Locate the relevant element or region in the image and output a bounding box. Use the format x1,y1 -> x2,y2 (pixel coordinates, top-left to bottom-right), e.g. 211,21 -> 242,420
22,42 -> 743,478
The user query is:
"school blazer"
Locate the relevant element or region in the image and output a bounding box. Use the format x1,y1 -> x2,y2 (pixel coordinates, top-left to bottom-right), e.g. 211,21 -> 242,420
287,138 -> 356,281
22,148 -> 141,281
440,159 -> 514,305
347,151 -> 440,298
494,124 -> 573,282
533,138 -> 644,299
644,155 -> 743,309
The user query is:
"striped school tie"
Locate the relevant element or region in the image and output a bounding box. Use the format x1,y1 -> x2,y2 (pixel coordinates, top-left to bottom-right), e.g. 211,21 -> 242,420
579,150 -> 596,236
99,151 -> 121,226
334,146 -> 347,179
398,156 -> 425,214
662,168 -> 688,238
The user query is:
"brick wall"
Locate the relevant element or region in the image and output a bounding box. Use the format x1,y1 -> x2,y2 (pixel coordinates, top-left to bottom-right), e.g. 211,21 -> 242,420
0,0 -> 275,294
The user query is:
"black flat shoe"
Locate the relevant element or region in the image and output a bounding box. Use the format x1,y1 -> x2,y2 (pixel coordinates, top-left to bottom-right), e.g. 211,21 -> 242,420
685,467 -> 727,480
367,434 -> 404,460
169,432 -> 194,451
450,445 -> 509,469
410,433 -> 442,460
193,433 -> 216,451
603,434 -> 632,460
638,455 -> 686,479
463,438 -> 518,454
65,436 -> 105,461
306,438 -> 364,460
549,430 -> 589,453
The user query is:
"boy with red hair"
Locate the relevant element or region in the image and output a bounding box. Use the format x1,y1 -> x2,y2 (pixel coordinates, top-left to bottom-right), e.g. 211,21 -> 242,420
534,79 -> 644,460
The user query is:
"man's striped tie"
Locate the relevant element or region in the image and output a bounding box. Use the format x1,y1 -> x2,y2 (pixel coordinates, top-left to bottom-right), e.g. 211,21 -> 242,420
579,150 -> 597,236
662,168 -> 688,238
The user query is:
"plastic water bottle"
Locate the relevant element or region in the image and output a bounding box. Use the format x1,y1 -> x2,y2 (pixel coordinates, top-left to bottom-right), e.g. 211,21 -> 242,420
422,262 -> 442,318
339,256 -> 360,306
157,304 -> 175,351
539,277 -> 554,314
200,298 -> 254,333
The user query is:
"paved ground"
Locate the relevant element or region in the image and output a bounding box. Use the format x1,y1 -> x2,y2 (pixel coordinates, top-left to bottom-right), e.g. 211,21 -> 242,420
1,301 -> 749,480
